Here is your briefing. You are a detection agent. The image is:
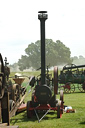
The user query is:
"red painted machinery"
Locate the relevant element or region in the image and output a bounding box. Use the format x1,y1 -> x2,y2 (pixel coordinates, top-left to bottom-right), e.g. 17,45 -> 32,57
27,67 -> 64,122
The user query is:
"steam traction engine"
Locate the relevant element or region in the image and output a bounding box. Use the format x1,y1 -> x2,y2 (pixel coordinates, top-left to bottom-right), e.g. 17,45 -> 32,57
0,54 -> 10,125
0,53 -> 26,126
59,64 -> 85,93
27,11 -> 64,122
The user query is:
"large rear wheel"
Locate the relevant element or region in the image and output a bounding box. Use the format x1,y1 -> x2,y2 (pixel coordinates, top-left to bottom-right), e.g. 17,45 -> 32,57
54,66 -> 58,94
27,101 -> 33,118
60,90 -> 64,114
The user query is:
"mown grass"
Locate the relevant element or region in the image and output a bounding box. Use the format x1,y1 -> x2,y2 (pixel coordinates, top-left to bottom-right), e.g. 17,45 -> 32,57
10,92 -> 85,128
9,72 -> 85,128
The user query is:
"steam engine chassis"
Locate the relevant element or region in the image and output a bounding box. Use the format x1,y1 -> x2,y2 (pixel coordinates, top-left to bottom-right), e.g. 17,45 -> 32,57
27,67 -> 64,122
58,64 -> 85,93
26,11 -> 64,122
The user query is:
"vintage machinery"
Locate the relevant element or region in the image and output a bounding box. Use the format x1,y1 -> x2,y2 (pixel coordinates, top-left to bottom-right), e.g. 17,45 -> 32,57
3,57 -> 26,104
59,64 -> 85,93
0,53 -> 10,125
0,53 -> 27,126
26,11 -> 64,122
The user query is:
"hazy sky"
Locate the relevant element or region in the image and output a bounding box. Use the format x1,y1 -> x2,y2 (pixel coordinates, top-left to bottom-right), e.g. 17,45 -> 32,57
0,0 -> 85,64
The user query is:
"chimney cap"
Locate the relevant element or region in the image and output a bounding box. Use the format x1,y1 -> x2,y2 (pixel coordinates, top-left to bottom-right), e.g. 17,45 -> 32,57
38,11 -> 47,14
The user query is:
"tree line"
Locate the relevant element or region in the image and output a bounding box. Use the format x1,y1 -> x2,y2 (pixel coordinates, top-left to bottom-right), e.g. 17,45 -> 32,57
9,39 -> 85,71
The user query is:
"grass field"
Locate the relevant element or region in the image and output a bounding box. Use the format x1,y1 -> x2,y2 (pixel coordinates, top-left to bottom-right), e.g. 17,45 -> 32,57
10,72 -> 85,128
10,91 -> 85,128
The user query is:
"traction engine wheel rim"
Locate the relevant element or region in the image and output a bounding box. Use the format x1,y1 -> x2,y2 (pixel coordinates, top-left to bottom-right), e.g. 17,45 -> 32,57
27,101 -> 33,118
12,84 -> 19,102
60,90 -> 64,114
64,88 -> 69,93
70,84 -> 75,93
64,82 -> 71,93
77,84 -> 84,92
57,105 -> 62,118
54,66 -> 58,94
0,54 -> 5,99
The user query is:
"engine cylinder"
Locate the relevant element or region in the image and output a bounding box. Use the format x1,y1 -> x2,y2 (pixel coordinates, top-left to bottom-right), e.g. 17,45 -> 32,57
35,84 -> 52,104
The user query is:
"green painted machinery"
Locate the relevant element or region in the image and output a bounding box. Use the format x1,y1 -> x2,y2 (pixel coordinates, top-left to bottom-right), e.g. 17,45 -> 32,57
59,64 -> 85,93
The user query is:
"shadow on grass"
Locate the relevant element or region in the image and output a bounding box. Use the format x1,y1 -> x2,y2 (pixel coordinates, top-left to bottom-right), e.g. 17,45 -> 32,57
10,111 -> 58,125
73,91 -> 85,94
63,91 -> 85,94
80,121 -> 85,125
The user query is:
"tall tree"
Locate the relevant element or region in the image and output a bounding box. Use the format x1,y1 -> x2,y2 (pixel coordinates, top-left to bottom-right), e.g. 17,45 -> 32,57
18,39 -> 72,70
55,40 -> 72,64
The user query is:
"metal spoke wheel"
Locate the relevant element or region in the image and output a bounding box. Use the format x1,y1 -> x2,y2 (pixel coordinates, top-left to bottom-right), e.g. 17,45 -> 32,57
54,66 -> 58,94
11,84 -> 20,102
64,82 -> 71,93
0,54 -> 5,99
27,101 -> 33,118
77,84 -> 84,92
70,84 -> 75,93
64,88 -> 70,93
60,90 -> 64,114
57,90 -> 64,118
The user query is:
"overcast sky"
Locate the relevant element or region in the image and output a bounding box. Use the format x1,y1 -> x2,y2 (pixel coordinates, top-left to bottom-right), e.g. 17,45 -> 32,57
0,0 -> 85,64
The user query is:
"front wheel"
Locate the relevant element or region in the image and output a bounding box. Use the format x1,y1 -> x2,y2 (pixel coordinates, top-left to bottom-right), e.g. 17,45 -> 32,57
27,101 -> 33,118
54,66 -> 58,94
57,105 -> 62,118
60,90 -> 64,114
